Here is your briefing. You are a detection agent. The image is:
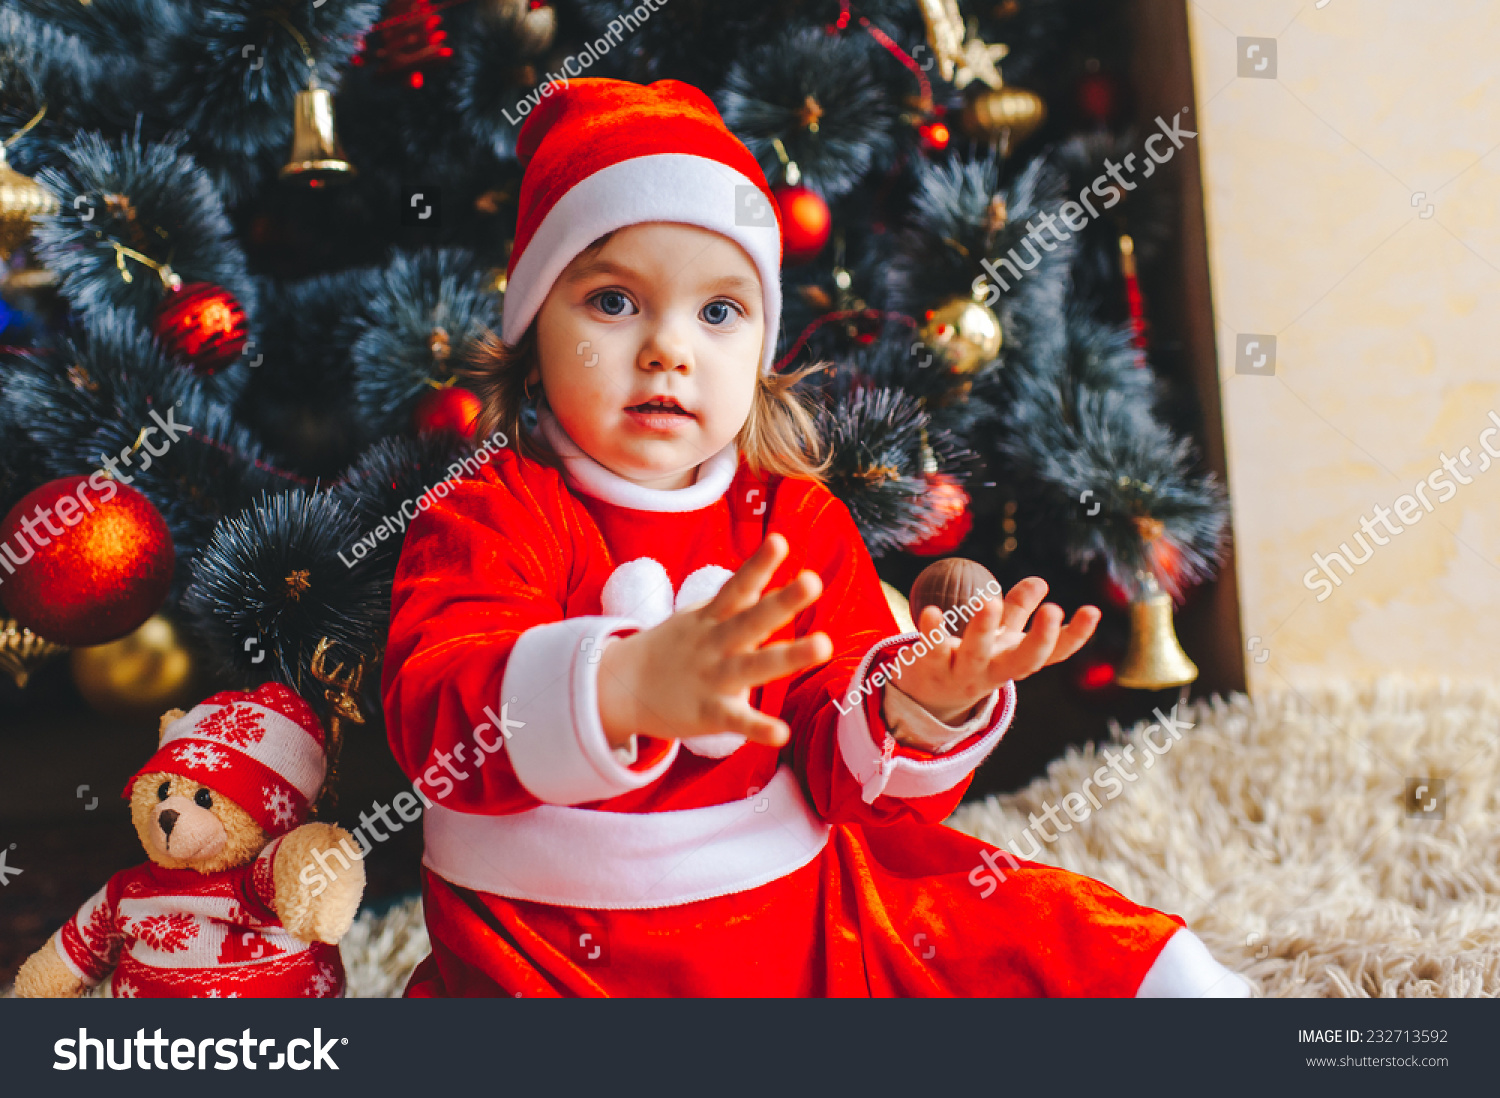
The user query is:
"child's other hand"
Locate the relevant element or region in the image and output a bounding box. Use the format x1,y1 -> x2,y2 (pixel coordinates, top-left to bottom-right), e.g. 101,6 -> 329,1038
896,578 -> 1101,725
597,533 -> 833,751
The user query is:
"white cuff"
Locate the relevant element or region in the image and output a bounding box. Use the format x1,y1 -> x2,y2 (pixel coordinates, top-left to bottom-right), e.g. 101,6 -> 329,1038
1135,928 -> 1253,997
882,677 -> 1000,754
502,616 -> 678,805
835,632 -> 1016,804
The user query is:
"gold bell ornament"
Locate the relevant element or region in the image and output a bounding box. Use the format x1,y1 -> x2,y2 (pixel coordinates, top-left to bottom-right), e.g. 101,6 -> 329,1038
274,12 -> 356,186
280,83 -> 357,186
1114,571 -> 1199,690
0,106 -> 59,259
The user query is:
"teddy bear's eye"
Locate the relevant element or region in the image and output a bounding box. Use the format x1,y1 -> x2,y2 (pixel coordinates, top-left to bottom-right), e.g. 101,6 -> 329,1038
194,789 -> 213,810
157,781 -> 171,802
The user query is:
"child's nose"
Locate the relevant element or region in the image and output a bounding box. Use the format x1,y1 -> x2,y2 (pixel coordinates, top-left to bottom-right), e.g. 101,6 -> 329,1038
637,316 -> 694,372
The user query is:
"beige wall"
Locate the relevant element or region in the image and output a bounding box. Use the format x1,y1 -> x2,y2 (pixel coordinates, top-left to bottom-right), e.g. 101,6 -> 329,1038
1186,0 -> 1500,692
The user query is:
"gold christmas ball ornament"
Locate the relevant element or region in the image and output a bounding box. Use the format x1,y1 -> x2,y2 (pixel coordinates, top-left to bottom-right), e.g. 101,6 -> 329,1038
960,83 -> 1047,151
920,295 -> 1003,375
0,140 -> 58,259
70,613 -> 198,718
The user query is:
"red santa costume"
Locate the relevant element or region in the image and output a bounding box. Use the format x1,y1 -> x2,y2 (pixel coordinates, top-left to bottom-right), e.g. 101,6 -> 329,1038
380,78 -> 1250,998
53,684 -> 345,998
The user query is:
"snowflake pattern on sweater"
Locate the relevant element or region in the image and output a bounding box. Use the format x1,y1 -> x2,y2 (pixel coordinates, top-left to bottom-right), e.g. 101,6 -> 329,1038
55,839 -> 344,998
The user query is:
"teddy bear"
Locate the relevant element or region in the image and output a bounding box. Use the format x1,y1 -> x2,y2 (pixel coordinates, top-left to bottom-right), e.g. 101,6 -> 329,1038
14,682 -> 365,998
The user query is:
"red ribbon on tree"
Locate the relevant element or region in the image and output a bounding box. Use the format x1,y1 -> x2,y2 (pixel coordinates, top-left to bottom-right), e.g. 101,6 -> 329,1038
1119,233 -> 1149,368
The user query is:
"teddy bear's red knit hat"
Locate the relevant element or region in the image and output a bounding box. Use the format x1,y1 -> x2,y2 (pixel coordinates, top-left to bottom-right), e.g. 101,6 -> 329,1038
501,77 -> 784,372
124,683 -> 328,838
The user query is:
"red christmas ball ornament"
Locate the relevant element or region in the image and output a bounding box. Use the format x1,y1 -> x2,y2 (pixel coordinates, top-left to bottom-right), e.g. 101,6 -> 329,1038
1078,659 -> 1117,690
904,473 -> 973,556
372,0 -> 453,76
412,385 -> 483,438
154,282 -> 249,375
918,119 -> 951,152
0,476 -> 174,646
773,184 -> 831,266
1101,572 -> 1132,609
1077,70 -> 1121,125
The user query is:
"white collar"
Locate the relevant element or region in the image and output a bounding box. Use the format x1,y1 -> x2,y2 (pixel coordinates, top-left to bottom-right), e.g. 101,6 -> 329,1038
535,404 -> 740,513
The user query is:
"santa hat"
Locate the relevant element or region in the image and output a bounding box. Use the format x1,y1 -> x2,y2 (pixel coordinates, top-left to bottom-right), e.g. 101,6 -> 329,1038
124,683 -> 328,838
501,77 -> 784,373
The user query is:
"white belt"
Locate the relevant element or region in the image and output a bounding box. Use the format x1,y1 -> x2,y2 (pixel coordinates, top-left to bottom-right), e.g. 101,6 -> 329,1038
421,765 -> 831,910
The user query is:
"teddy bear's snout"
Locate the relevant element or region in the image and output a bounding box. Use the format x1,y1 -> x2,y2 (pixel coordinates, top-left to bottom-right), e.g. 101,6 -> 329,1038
151,796 -> 226,862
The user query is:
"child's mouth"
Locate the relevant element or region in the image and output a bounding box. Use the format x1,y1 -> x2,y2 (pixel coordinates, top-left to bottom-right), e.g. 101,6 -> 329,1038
625,397 -> 696,429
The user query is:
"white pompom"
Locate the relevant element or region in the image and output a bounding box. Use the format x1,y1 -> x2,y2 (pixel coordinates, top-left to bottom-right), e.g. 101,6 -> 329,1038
600,557 -> 675,627
675,564 -> 735,613
682,732 -> 748,758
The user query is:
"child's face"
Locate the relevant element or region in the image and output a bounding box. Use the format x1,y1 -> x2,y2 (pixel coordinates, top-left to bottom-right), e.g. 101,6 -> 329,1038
532,222 -> 765,491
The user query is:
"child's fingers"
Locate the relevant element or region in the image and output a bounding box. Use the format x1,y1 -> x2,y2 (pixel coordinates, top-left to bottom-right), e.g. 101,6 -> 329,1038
715,569 -> 824,651
999,577 -> 1049,635
705,533 -> 789,621
885,606 -> 957,672
915,603 -> 960,644
952,590 -> 1006,679
991,603 -> 1064,681
709,704 -> 790,748
722,632 -> 832,690
1042,605 -> 1102,667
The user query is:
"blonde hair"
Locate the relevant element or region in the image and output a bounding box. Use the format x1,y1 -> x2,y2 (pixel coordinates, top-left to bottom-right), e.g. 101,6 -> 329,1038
460,263 -> 832,484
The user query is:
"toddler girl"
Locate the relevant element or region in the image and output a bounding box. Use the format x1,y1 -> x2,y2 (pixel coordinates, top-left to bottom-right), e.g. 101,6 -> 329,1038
381,77 -> 1249,998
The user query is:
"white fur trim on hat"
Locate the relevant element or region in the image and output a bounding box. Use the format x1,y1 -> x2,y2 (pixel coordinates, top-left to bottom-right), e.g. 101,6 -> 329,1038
502,153 -> 783,373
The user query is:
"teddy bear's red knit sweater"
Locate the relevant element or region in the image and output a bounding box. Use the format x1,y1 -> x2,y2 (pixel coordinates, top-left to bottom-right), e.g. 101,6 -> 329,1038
53,835 -> 344,998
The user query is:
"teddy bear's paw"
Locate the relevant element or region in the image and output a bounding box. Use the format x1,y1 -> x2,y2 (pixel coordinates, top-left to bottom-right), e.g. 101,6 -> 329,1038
272,822 -> 366,944
14,934 -> 90,998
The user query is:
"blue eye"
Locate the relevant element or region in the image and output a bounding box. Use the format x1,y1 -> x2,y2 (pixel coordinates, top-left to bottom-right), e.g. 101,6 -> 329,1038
594,291 -> 631,316
702,300 -> 738,325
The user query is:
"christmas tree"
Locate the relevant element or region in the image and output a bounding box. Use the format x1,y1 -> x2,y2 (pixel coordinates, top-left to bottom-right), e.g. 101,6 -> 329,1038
0,0 -> 1227,777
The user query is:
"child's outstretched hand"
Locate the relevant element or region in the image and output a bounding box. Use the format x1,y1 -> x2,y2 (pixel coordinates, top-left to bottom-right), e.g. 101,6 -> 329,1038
597,533 -> 833,751
895,578 -> 1102,725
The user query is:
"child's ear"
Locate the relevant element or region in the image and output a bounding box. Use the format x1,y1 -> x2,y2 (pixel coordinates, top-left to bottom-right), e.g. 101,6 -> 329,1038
158,708 -> 188,744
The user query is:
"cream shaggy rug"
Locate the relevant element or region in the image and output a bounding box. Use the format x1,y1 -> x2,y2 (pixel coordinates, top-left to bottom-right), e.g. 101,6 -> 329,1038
9,676 -> 1496,999
950,675 -> 1500,998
